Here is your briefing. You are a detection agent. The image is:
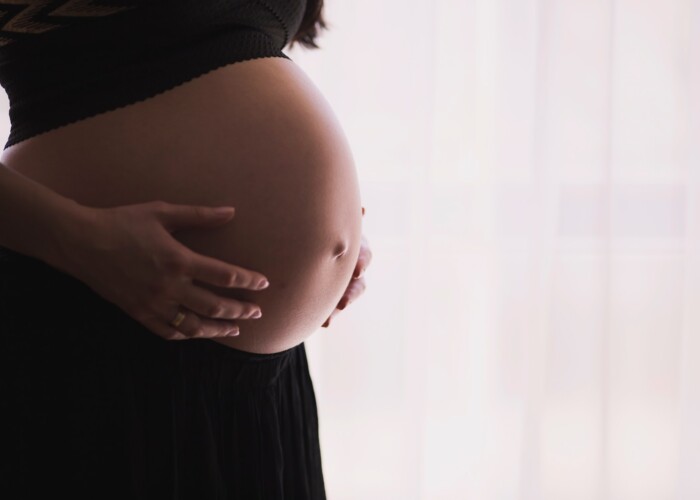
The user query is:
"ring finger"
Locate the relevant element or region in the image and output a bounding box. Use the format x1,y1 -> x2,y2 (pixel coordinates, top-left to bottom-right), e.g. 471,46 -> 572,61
167,308 -> 239,339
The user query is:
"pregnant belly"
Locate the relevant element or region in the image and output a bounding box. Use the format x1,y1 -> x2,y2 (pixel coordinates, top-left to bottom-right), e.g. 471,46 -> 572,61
0,57 -> 363,354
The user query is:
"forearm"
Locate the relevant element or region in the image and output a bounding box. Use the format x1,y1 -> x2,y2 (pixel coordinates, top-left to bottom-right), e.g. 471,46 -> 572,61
0,162 -> 91,272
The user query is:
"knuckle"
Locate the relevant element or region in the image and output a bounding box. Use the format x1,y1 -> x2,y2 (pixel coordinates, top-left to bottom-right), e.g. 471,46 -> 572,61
195,205 -> 208,219
151,200 -> 168,213
208,302 -> 225,318
190,326 -> 206,338
162,251 -> 188,273
164,330 -> 181,341
147,277 -> 169,297
227,271 -> 239,286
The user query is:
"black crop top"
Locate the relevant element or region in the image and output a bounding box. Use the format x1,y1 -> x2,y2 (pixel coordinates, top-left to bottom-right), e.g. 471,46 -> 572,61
0,0 -> 306,150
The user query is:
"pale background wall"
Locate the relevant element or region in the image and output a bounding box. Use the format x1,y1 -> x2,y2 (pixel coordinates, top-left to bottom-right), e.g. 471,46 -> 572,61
289,1 -> 700,499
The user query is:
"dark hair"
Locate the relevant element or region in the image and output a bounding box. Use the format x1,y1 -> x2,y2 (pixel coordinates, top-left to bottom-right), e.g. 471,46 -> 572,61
289,0 -> 328,49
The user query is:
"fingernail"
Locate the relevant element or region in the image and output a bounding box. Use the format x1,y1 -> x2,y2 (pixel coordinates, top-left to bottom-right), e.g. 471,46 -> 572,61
338,301 -> 347,310
258,279 -> 269,289
251,310 -> 262,318
226,327 -> 240,336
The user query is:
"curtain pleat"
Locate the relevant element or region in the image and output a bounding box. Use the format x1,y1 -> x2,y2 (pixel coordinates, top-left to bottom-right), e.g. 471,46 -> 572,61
289,0 -> 699,497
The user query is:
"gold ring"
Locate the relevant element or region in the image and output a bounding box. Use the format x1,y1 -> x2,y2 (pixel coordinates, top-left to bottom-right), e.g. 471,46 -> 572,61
170,311 -> 186,328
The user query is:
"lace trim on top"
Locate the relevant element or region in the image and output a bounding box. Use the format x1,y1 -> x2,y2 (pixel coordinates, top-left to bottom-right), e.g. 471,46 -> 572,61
0,0 -> 137,47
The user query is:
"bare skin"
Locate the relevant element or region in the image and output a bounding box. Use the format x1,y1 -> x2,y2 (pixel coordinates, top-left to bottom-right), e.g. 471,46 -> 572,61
0,57 -> 363,354
321,228 -> 370,327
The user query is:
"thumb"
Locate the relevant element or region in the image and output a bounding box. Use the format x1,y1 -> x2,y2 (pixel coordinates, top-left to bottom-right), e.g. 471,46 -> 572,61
157,204 -> 236,232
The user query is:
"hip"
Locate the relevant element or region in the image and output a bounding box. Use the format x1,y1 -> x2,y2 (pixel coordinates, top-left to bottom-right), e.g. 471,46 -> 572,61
0,254 -> 326,497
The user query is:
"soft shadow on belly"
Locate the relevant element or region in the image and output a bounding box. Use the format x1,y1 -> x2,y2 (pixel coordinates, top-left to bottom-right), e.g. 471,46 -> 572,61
0,57 -> 364,354
176,223 -> 359,354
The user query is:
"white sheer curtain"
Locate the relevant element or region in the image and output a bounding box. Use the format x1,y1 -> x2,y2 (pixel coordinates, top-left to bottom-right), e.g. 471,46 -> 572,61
290,0 -> 700,498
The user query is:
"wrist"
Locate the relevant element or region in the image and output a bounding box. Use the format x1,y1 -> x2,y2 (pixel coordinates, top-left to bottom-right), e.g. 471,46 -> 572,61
44,200 -> 101,276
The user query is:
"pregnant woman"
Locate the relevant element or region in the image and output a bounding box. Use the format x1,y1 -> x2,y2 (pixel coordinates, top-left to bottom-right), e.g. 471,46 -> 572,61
0,0 -> 371,498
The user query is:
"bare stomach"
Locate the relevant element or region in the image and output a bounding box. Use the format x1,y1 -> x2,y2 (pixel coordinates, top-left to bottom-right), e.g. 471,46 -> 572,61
0,57 -> 363,354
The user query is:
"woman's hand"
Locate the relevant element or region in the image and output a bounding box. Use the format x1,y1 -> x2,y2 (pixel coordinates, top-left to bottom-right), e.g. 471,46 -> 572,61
322,208 -> 371,328
59,201 -> 270,341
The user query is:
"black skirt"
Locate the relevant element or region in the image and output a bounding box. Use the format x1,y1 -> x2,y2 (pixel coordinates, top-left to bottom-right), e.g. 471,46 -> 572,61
0,246 -> 326,499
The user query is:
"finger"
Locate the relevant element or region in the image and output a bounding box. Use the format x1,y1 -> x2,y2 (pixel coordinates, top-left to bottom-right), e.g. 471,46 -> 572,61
352,256 -> 363,279
353,246 -> 372,279
353,265 -> 363,279
141,315 -> 212,341
156,203 -> 236,232
325,307 -> 342,327
167,309 -> 241,339
155,322 -> 189,340
186,250 -> 270,290
322,276 -> 368,328
180,285 -> 262,320
189,316 -> 242,339
161,328 -> 189,341
338,278 -> 366,309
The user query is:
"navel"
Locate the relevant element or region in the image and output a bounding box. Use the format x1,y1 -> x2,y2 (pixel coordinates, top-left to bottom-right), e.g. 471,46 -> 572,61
332,240 -> 348,259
